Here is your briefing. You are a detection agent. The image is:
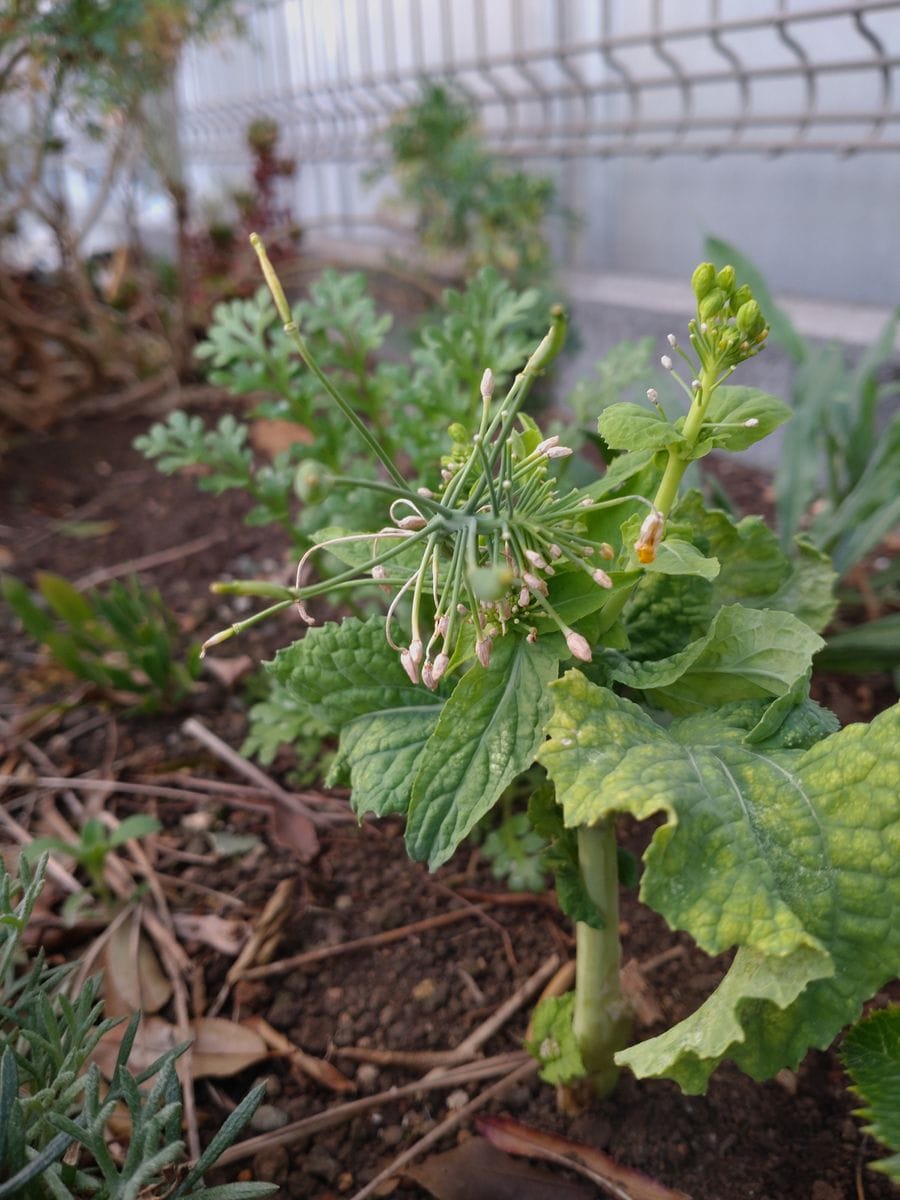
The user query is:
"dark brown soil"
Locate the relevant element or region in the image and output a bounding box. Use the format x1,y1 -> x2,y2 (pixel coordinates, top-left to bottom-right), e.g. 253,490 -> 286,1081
1,407 -> 897,1200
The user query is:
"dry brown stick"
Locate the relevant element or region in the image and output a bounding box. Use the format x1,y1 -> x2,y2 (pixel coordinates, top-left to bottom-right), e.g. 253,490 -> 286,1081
426,875 -> 518,971
348,1057 -> 539,1200
336,953 -> 561,1073
0,805 -> 81,893
215,1051 -> 530,1167
0,774 -> 274,814
238,906 -> 489,981
142,773 -> 346,811
182,717 -> 325,830
73,532 -> 228,591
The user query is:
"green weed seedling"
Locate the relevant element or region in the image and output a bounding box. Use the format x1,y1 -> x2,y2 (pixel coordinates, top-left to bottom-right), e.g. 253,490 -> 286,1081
841,1006 -> 900,1183
0,856 -> 275,1200
23,814 -> 160,914
206,240 -> 899,1103
2,573 -> 199,713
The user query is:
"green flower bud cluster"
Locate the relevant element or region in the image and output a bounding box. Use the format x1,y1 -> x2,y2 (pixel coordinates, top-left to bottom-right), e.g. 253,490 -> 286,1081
689,262 -> 768,373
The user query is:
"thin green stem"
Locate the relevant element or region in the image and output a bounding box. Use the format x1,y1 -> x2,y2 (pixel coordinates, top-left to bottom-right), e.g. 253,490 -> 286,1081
573,821 -> 632,1098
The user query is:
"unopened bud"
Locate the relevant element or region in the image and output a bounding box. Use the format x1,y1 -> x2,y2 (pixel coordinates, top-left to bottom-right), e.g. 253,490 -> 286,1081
691,261 -> 717,301
536,435 -> 560,454
647,388 -> 659,403
599,543 -> 615,560
545,445 -> 573,459
448,422 -> 468,443
592,568 -> 613,589
417,486 -> 435,498
699,288 -> 727,321
480,367 -> 494,401
396,514 -> 427,531
293,459 -> 333,503
518,587 -> 531,608
525,549 -> 548,570
548,543 -> 563,560
661,355 -> 673,370
731,283 -> 753,314
372,565 -> 388,580
523,572 -> 548,596
667,333 -> 677,348
435,614 -> 449,636
400,649 -> 419,684
716,265 -> 736,294
565,630 -> 592,663
744,417 -> 759,428
409,638 -> 423,665
476,638 -> 493,668
581,497 -> 593,508
431,652 -> 450,683
421,661 -> 435,690
736,299 -> 764,339
692,379 -> 701,392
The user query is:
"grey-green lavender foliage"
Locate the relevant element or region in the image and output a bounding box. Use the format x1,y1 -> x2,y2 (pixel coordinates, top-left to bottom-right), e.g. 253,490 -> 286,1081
0,856 -> 274,1200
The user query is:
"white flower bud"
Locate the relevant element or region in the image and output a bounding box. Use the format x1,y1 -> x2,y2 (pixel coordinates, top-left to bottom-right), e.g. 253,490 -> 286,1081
417,486 -> 435,498
661,355 -> 673,370
525,549 -> 548,570
480,367 -> 494,401
581,497 -> 593,508
435,614 -> 449,636
592,568 -> 613,589
744,417 -> 759,428
409,638 -> 423,665
421,660 -> 435,690
691,379 -> 701,392
647,387 -> 658,403
548,544 -> 563,560
371,565 -> 387,580
667,334 -> 677,348
518,587 -> 531,608
431,652 -> 450,683
400,649 -> 419,684
396,514 -> 427,531
565,630 -> 592,662
545,445 -> 573,459
599,543 -> 615,560
523,572 -> 548,596
536,435 -> 560,454
476,638 -> 492,668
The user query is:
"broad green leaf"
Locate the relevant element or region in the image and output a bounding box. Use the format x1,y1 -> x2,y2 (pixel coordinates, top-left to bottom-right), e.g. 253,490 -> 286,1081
311,526 -> 426,572
608,604 -> 823,714
841,1007 -> 900,1181
405,637 -> 558,868
764,538 -> 837,633
624,573 -> 712,662
268,616 -> 436,730
536,569 -> 640,631
643,538 -> 719,580
331,705 -> 442,818
694,386 -> 791,454
529,785 -> 602,928
598,403 -> 686,453
526,993 -> 585,1085
541,676 -> 900,1092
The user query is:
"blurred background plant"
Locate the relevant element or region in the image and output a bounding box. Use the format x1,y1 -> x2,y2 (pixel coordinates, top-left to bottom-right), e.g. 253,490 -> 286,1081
841,1006 -> 900,1184
2,572 -> 200,712
371,82 -> 558,288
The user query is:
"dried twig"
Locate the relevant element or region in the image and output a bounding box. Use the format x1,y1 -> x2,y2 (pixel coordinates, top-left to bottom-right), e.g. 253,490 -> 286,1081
348,1058 -> 539,1200
215,1051 -> 531,1167
73,532 -> 227,590
238,906 -> 490,981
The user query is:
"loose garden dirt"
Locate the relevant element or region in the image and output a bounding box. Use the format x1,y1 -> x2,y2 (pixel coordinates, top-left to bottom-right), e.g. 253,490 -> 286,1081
1,405 -> 896,1200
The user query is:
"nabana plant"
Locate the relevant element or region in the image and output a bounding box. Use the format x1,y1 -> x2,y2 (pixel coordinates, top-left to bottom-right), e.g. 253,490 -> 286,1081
207,240 -> 900,1101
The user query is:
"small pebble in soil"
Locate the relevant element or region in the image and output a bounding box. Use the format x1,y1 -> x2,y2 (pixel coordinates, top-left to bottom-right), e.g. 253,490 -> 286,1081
251,1145 -> 289,1184
381,1125 -> 403,1148
445,1088 -> 469,1111
334,893 -> 353,911
305,1145 -> 341,1184
356,1063 -> 380,1092
323,986 -> 344,1015
249,1104 -> 290,1132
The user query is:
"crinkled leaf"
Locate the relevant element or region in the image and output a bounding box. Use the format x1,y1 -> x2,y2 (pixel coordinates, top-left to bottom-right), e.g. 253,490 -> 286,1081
673,492 -> 789,606
694,386 -> 791,454
598,404 -> 686,453
331,705 -> 442,818
536,569 -> 640,631
541,676 -> 900,1092
842,1007 -> 900,1181
765,538 -> 837,633
608,604 -> 823,714
269,616 -> 437,730
526,993 -> 585,1085
405,638 -> 558,868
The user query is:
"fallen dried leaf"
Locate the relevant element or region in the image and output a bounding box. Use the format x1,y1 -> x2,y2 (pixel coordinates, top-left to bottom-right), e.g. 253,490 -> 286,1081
93,1015 -> 269,1080
405,1137 -> 592,1200
271,803 -> 323,861
173,912 -> 248,956
477,1115 -> 692,1200
203,655 -> 254,689
102,912 -> 173,1017
249,418 -> 314,457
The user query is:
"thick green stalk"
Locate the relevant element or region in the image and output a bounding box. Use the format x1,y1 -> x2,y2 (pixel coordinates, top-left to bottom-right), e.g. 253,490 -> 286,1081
652,364 -> 717,518
573,821 -> 632,1098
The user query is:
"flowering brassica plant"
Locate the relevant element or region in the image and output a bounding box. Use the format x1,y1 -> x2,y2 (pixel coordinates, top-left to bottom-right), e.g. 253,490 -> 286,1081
207,238 -> 900,1100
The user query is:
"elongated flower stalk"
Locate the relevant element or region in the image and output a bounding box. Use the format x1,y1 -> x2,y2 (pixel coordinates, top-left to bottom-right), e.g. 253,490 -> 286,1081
203,235 -> 653,676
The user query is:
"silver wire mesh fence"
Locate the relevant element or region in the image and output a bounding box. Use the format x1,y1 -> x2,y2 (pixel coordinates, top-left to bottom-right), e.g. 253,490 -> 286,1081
179,0 -> 900,167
